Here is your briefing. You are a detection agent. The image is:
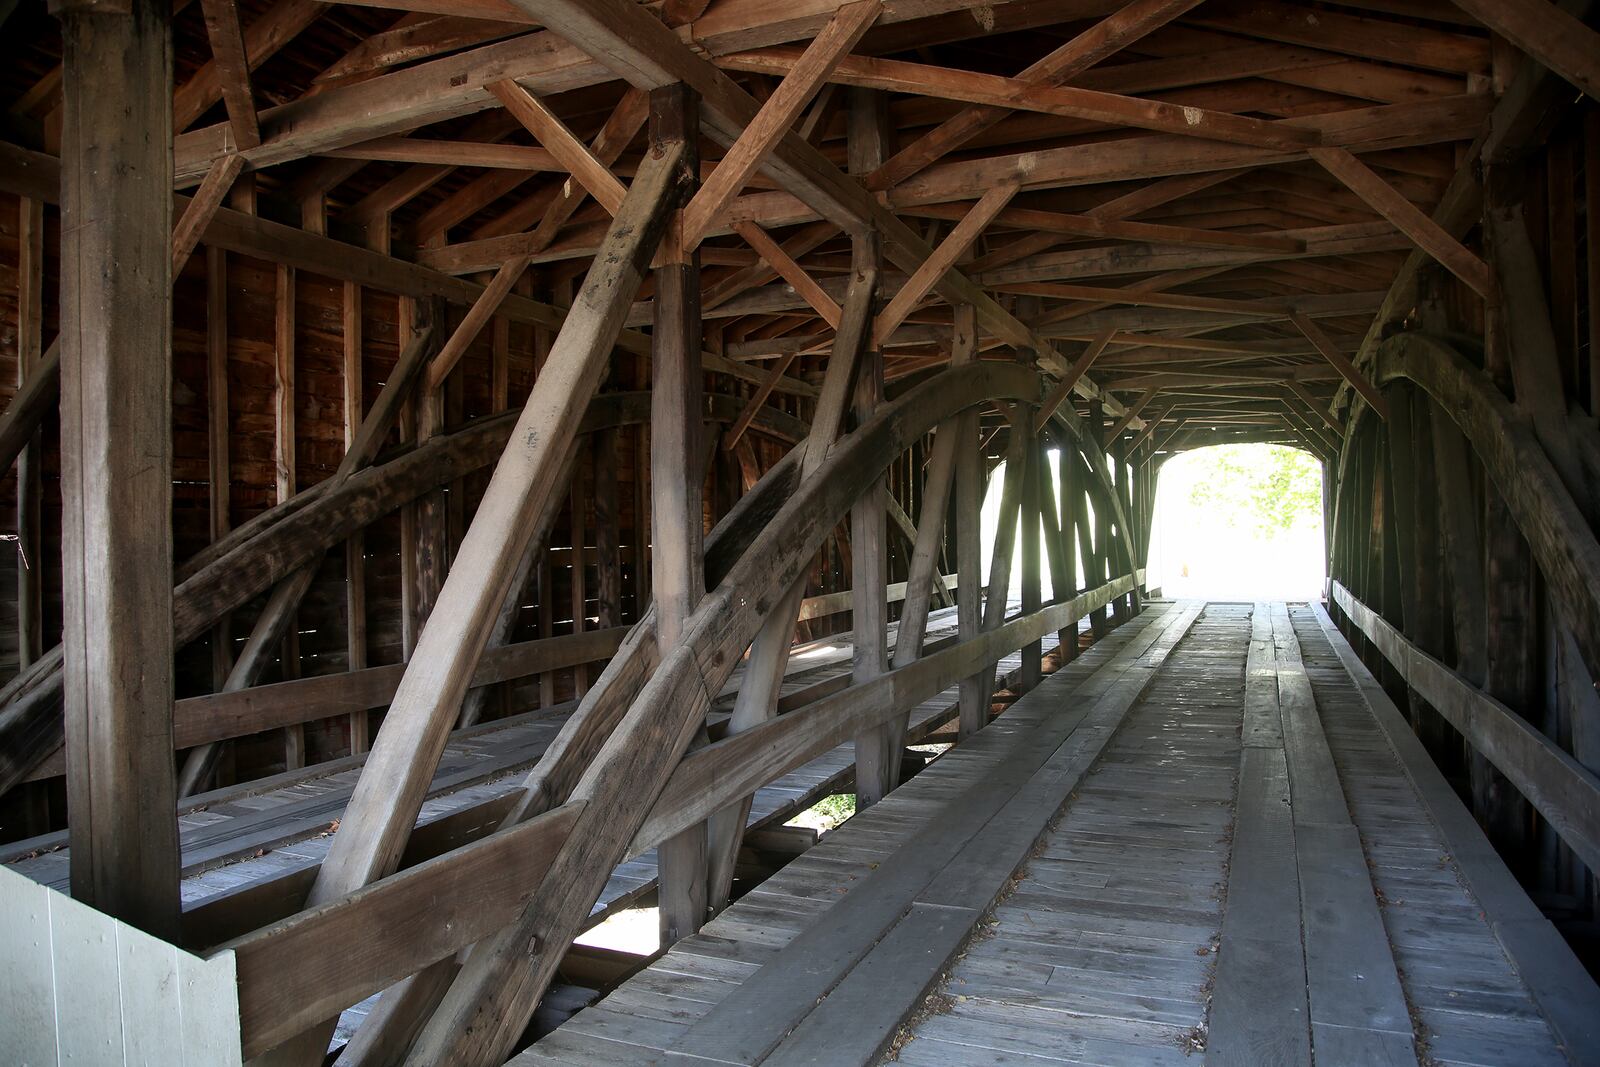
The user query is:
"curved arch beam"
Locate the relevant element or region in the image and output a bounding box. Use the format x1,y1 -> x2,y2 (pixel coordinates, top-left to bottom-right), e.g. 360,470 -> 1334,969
1374,332 -> 1600,689
379,361 -> 1044,1067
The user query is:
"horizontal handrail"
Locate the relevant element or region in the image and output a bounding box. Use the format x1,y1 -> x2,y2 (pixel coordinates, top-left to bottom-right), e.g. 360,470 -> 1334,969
635,571 -> 1140,858
216,571 -> 1138,1055
1331,581 -> 1600,876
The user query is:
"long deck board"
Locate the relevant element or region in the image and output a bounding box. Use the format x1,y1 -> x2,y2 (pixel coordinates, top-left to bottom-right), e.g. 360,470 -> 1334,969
4,601 -> 1009,915
516,601 -> 1595,1067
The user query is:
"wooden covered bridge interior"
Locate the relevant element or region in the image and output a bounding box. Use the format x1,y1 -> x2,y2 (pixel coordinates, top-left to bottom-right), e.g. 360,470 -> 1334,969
2,0 -> 1600,1063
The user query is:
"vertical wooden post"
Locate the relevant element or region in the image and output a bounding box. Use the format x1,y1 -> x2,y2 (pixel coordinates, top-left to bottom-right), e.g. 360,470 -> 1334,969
1086,405 -> 1110,638
593,434 -> 622,631
848,84 -> 893,808
414,342 -> 450,681
58,0 -> 180,939
1113,444 -> 1136,618
851,342 -> 892,806
1035,442 -> 1071,647
534,320 -> 557,709
1473,181 -> 1539,860
1384,387 -> 1423,722
343,275 -> 369,752
205,243 -> 233,767
703,235 -> 880,910
1020,436 -> 1042,690
16,196 -> 43,671
954,307 -> 986,737
1058,433 -> 1080,661
569,451 -> 590,698
273,261 -> 305,769
651,83 -> 709,947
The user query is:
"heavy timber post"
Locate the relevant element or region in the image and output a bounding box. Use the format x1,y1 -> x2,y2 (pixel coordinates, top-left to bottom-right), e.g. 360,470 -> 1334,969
851,86 -> 894,810
57,0 -> 180,940
11,4 -> 1600,1063
653,83 -> 709,947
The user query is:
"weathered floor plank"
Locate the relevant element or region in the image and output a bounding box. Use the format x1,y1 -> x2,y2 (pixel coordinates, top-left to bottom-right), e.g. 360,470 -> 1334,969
517,600 -> 1593,1067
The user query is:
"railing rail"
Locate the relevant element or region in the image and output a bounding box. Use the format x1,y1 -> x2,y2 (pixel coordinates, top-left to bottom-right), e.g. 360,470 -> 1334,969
1331,581 -> 1600,876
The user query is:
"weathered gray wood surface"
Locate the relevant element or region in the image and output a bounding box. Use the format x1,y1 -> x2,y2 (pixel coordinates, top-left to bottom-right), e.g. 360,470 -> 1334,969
517,601 -> 1590,1067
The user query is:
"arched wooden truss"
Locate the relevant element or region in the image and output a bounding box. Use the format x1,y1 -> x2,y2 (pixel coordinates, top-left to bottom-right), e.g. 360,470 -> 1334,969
1,61 -> 1155,1062
6,0 -> 1600,1063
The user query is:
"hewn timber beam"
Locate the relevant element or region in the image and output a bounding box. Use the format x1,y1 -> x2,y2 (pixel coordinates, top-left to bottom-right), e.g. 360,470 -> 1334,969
885,94 -> 1487,212
302,91 -> 1464,283
720,39 -> 1321,161
1127,405 -> 1169,451
1327,5 -> 1592,424
1331,582 -> 1600,876
58,0 -> 180,942
251,117 -> 686,1067
873,182 -> 1018,343
197,0 -> 261,149
680,0 -> 880,248
905,203 -> 1310,254
635,571 -> 1137,853
704,236 -> 881,916
0,340 -> 60,476
171,152 -> 244,276
422,255 -> 531,391
488,80 -> 627,215
731,220 -> 841,328
180,316 -> 440,795
7,387 -> 807,791
1450,0 -> 1600,103
1293,311 -> 1390,420
325,136 -> 558,170
1034,328 -> 1114,431
1310,146 -> 1492,298
864,0 -> 1206,188
1106,387 -> 1158,440
485,0 -> 1141,430
0,388 -> 804,792
168,0 -> 1071,182
650,82 -> 711,948
228,803 -> 584,1058
403,359 -> 1043,1067
173,626 -> 625,751
1285,379 -> 1344,436
0,140 -> 780,396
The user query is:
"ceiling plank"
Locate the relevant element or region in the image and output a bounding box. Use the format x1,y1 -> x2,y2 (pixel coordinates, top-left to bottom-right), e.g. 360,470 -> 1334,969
867,0 -> 1207,188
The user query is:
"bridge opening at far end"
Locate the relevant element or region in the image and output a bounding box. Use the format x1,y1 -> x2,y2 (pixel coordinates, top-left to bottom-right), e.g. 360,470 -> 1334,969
1147,443 -> 1328,602
981,443 -> 1327,603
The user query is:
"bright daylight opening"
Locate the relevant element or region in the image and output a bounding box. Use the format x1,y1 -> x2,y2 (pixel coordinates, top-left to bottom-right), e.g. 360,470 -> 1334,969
981,443 -> 1326,602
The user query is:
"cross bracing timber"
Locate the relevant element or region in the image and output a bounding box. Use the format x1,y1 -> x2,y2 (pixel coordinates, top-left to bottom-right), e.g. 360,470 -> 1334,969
5,2 -> 1600,1065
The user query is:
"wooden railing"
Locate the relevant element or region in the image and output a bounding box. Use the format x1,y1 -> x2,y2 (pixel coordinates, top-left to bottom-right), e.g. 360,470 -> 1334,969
1331,581 -> 1600,876
218,571 -> 1139,1057
167,575 -> 962,752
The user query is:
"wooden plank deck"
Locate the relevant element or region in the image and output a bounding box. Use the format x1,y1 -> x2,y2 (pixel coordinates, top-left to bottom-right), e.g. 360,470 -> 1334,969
514,601 -> 1598,1067
3,600 -> 1010,910
2,598 -> 1031,1051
